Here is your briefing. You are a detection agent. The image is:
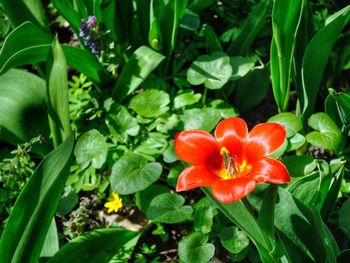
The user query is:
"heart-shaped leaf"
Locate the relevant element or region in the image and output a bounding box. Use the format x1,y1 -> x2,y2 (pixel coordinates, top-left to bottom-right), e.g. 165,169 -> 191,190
111,153 -> 162,195
219,226 -> 249,254
268,112 -> 303,138
187,52 -> 232,90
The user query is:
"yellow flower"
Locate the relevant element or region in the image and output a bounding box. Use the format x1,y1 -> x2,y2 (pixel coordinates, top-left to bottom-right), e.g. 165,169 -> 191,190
104,192 -> 123,213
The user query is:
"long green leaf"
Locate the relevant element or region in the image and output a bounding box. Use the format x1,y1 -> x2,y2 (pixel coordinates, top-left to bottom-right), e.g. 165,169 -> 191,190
52,0 -> 82,34
0,134 -> 74,263
0,22 -> 112,87
270,0 -> 304,112
201,188 -> 272,262
48,228 -> 140,263
0,69 -> 51,155
47,39 -> 71,147
112,46 -> 165,103
40,219 -> 59,258
299,5 -> 350,121
227,0 -> 271,55
0,0 -> 49,31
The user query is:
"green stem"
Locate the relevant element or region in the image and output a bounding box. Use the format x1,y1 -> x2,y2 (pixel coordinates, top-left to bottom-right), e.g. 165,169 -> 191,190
202,86 -> 208,106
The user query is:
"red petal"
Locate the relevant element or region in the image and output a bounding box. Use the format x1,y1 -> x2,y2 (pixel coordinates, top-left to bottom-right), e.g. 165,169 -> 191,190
174,130 -> 221,167
244,123 -> 286,163
211,176 -> 256,204
251,157 -> 290,184
214,117 -> 248,160
176,165 -> 217,192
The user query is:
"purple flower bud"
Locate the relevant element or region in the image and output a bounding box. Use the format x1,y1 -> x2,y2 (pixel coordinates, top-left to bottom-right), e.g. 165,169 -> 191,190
87,16 -> 97,28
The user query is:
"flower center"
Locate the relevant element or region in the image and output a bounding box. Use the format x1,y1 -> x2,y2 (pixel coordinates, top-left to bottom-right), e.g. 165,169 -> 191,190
218,147 -> 252,180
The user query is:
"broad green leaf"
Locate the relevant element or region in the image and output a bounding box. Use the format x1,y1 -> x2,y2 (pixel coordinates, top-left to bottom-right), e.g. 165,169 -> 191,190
187,52 -> 233,90
270,0 -> 304,112
40,219 -> 59,258
0,134 -> 74,263
230,56 -> 255,80
274,188 -> 338,262
0,69 -> 51,155
201,188 -> 271,260
203,24 -> 223,53
135,184 -> 169,213
129,89 -> 170,118
174,89 -> 201,109
148,17 -> 163,50
300,5 -> 350,120
162,141 -> 179,164
112,46 -> 165,103
1,0 -> 49,31
47,39 -> 71,147
283,155 -> 316,177
193,198 -> 218,234
57,186 -> 79,216
52,0 -> 81,33
147,193 -> 193,223
188,0 -> 215,13
48,228 -> 140,263
110,152 -> 162,195
268,112 -> 302,138
219,226 -> 249,254
180,9 -> 200,31
306,112 -> 343,151
134,132 -> 168,158
74,129 -> 108,169
286,133 -> 306,152
328,88 -> 350,126
167,165 -> 182,188
232,66 -> 270,112
106,105 -> 140,144
178,232 -> 215,263
226,0 -> 271,55
0,22 -> 111,86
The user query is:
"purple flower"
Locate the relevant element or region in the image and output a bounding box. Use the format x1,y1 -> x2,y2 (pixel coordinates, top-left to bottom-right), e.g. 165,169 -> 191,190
86,16 -> 97,28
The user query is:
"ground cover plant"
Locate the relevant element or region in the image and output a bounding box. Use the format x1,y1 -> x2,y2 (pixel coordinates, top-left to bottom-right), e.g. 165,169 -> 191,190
0,0 -> 350,262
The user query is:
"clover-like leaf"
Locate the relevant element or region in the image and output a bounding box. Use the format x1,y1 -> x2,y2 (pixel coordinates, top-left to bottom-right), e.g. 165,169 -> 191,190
147,193 -> 193,224
111,152 -> 162,195
178,232 -> 215,263
193,198 -> 218,234
306,112 -> 343,151
219,226 -> 249,254
74,129 -> 108,169
129,89 -> 170,118
187,52 -> 232,90
174,89 -> 201,109
230,56 -> 255,80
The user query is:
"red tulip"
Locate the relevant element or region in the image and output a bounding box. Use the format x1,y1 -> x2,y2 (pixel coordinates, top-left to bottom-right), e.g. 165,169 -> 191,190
174,117 -> 290,204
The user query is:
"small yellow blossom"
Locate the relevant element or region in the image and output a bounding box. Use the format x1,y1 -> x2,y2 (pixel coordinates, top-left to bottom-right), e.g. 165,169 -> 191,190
104,192 -> 123,213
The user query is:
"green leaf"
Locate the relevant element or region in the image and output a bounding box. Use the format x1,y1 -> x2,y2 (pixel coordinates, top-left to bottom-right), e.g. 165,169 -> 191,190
187,52 -> 233,90
0,134 -> 74,263
147,193 -> 193,223
226,0 -> 271,55
174,89 -> 201,109
286,133 -> 306,151
57,186 -> 79,216
0,69 -> 51,155
1,0 -> 49,31
178,232 -> 215,263
193,198 -> 218,234
110,152 -> 162,195
135,184 -> 169,213
106,105 -> 140,144
47,39 -> 71,147
299,5 -> 350,120
268,112 -> 302,138
283,155 -> 316,177
112,46 -> 165,103
149,17 -> 163,50
0,22 -> 111,87
129,89 -> 170,118
134,132 -> 168,158
52,0 -> 81,34
232,66 -> 270,112
74,129 -> 108,169
306,112 -> 343,151
230,56 -> 255,80
180,9 -> 200,31
40,219 -> 59,258
270,0 -> 304,111
219,226 -> 249,254
48,228 -> 140,263
203,24 -> 223,53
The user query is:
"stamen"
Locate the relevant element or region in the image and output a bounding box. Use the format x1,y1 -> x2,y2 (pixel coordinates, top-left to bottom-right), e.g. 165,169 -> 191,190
219,147 -> 251,179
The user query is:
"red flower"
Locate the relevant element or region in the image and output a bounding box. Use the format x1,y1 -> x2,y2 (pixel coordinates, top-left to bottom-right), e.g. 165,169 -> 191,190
174,117 -> 290,203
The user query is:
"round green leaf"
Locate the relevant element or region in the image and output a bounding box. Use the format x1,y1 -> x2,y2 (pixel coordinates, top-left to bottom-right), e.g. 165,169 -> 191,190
230,56 -> 255,80
219,226 -> 249,254
110,152 -> 162,195
178,232 -> 215,263
268,112 -> 302,138
193,198 -> 218,234
306,112 -> 343,151
129,89 -> 170,118
286,133 -> 306,151
174,89 -> 201,109
147,193 -> 193,224
187,52 -> 233,90
74,129 -> 108,169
